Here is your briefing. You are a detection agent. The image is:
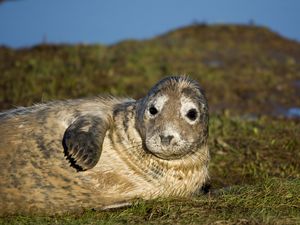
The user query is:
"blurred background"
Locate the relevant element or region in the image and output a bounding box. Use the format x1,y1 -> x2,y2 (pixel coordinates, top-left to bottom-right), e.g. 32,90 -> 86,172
0,0 -> 300,116
0,0 -> 300,48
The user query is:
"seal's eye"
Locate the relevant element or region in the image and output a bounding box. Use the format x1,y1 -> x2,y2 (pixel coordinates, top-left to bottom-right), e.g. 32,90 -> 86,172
186,109 -> 198,121
149,106 -> 158,116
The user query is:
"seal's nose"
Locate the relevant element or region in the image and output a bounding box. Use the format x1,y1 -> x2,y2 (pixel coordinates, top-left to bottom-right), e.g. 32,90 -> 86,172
160,134 -> 174,146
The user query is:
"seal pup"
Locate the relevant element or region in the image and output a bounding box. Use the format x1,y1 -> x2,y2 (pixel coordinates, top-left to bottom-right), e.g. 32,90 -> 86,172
0,76 -> 209,215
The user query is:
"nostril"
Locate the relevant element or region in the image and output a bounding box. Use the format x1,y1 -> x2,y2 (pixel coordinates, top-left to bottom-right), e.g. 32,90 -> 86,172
160,135 -> 174,146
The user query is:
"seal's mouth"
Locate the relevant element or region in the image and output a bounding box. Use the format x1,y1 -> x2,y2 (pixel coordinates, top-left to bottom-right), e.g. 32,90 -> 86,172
142,143 -> 189,161
151,152 -> 187,160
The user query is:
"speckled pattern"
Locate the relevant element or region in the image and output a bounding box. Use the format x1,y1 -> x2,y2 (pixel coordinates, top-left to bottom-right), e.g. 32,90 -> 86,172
0,76 -> 209,215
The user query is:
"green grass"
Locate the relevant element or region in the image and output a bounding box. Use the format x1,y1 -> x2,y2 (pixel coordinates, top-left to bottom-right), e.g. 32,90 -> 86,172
209,115 -> 300,188
1,24 -> 300,224
1,179 -> 299,224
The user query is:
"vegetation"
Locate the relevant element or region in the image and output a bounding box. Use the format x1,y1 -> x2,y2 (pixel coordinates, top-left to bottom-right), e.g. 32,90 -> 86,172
0,24 -> 299,224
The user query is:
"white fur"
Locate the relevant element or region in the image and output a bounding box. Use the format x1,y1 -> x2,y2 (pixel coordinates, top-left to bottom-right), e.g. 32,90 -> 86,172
180,96 -> 199,125
161,123 -> 181,141
147,95 -> 169,117
146,123 -> 191,158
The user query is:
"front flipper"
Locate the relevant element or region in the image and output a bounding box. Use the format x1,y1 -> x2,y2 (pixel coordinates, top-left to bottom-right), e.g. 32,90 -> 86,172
62,116 -> 109,171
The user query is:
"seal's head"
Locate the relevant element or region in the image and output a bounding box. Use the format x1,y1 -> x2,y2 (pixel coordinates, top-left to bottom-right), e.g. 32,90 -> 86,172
136,76 -> 208,160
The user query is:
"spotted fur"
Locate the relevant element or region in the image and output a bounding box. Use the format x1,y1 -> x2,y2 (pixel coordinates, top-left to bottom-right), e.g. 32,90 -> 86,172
0,76 -> 209,215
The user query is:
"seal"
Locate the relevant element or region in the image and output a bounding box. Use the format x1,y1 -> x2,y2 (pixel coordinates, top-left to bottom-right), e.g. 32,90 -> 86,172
0,76 -> 209,215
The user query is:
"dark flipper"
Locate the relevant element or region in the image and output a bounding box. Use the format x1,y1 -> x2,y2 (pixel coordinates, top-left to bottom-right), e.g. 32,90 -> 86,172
62,115 -> 109,171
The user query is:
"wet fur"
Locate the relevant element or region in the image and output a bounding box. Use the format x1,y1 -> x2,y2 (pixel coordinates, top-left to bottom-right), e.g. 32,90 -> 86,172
0,76 -> 209,215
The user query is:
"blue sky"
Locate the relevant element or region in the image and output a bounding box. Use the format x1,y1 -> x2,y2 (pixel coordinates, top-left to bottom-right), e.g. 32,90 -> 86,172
0,0 -> 299,48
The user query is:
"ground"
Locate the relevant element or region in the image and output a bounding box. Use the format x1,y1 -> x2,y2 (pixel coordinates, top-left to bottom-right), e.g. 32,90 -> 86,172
0,24 -> 299,224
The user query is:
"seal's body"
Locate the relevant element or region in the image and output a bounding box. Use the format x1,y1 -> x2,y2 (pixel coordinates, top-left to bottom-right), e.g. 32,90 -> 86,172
0,76 -> 209,215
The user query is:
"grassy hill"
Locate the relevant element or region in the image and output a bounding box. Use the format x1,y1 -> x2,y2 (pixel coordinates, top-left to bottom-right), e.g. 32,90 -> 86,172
0,24 -> 300,224
1,24 -> 300,115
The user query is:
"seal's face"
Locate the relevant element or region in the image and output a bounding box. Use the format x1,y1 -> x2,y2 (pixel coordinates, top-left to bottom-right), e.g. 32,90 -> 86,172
136,77 -> 208,160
